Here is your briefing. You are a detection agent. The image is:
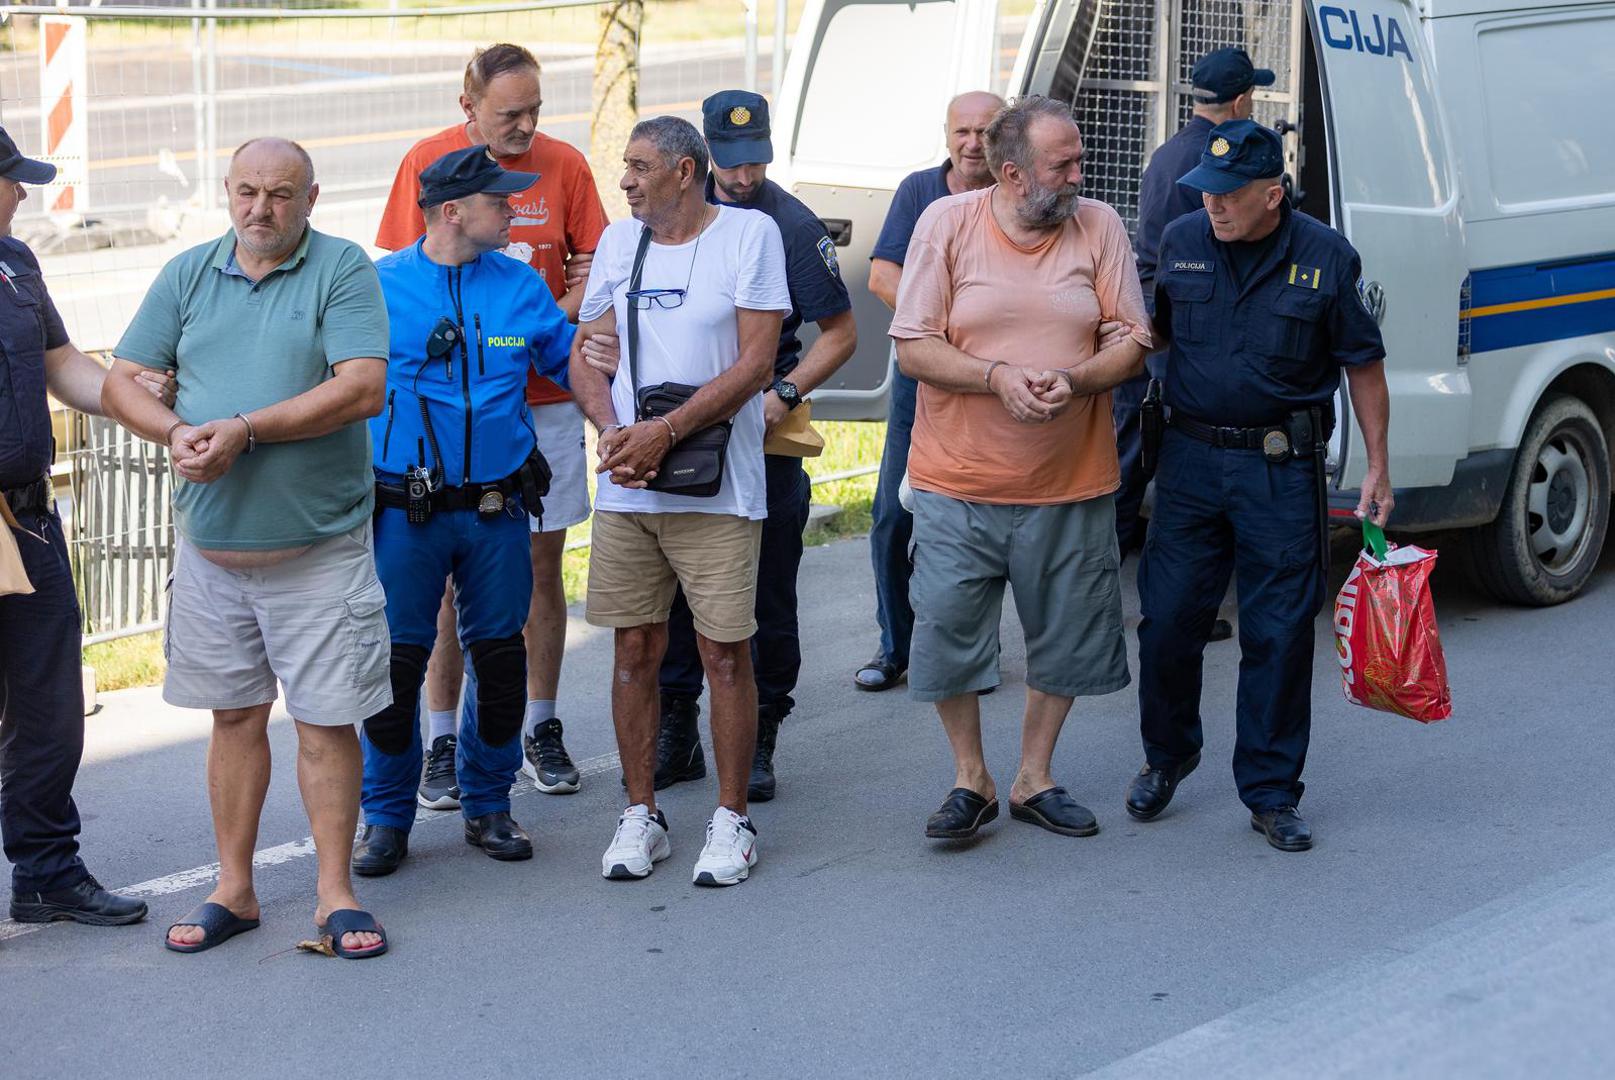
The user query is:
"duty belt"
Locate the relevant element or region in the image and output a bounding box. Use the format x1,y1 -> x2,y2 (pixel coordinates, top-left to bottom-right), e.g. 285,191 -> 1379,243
375,472 -> 521,515
2,475 -> 53,516
1170,413 -> 1296,457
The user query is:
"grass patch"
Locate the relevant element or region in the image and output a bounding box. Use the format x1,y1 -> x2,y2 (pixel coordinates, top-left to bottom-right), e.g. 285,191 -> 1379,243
83,630 -> 165,693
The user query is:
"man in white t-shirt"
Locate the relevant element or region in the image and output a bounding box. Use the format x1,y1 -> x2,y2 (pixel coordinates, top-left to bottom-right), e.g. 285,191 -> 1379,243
570,116 -> 788,887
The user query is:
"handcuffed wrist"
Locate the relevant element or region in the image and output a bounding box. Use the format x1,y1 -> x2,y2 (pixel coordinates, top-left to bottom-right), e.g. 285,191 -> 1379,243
984,360 -> 1006,389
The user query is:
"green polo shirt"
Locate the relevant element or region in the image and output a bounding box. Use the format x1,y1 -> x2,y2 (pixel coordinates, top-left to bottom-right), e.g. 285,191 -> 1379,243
116,228 -> 388,549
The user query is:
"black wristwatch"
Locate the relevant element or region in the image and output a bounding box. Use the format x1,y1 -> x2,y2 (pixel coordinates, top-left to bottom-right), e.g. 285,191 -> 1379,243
772,379 -> 802,410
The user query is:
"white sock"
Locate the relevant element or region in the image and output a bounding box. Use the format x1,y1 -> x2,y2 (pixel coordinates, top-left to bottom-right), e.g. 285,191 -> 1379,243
522,699 -> 557,741
427,709 -> 457,743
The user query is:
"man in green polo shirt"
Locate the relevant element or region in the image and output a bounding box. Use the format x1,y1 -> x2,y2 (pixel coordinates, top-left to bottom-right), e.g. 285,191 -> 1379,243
103,137 -> 392,959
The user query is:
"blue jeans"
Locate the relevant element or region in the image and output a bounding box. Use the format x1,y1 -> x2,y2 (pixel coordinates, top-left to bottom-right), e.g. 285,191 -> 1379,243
660,454 -> 811,715
363,504 -> 531,830
1135,429 -> 1325,811
867,368 -> 917,670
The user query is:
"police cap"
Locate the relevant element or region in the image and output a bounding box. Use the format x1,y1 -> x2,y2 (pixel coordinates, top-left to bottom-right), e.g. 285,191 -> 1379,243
0,126 -> 57,185
702,90 -> 773,168
1190,47 -> 1276,105
418,145 -> 536,208
1178,119 -> 1284,195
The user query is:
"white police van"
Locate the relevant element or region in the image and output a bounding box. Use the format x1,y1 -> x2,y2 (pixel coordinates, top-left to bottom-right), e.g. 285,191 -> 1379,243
774,0 -> 1615,604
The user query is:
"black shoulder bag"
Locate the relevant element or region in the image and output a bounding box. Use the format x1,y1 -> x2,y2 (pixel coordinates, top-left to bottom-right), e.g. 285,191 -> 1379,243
624,225 -> 731,498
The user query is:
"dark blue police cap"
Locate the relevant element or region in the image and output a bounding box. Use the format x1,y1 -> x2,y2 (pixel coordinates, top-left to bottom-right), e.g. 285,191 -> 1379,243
702,90 -> 772,168
0,125 -> 57,185
1178,120 -> 1284,195
1190,47 -> 1276,105
418,145 -> 536,208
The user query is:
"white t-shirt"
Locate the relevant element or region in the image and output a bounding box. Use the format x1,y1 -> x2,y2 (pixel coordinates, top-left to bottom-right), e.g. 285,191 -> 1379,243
580,205 -> 790,519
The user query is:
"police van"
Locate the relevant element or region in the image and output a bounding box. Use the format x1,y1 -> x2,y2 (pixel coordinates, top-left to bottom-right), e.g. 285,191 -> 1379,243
772,0 -> 1615,605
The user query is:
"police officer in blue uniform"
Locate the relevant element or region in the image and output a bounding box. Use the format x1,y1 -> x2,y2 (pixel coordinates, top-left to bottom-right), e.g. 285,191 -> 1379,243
1114,48 -> 1273,653
352,146 -> 575,875
636,91 -> 856,801
1126,121 -> 1393,851
1,128 -> 151,925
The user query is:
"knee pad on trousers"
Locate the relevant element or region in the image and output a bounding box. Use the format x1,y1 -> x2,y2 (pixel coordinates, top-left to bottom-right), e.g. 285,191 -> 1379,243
468,634 -> 526,747
363,642 -> 430,756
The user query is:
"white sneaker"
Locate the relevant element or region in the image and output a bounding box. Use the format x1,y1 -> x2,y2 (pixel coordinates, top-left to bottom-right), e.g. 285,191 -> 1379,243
692,806 -> 759,887
602,804 -> 671,880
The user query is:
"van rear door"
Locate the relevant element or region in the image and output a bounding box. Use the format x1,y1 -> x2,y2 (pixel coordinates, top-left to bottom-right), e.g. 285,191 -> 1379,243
771,0 -> 1001,420
1309,0 -> 1471,491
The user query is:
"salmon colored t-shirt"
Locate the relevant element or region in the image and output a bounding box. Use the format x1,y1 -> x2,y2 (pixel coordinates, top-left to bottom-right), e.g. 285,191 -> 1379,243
376,126 -> 609,405
890,187 -> 1153,505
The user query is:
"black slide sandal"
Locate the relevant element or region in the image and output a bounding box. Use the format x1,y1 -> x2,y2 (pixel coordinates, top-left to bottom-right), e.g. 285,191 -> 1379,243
164,902 -> 260,954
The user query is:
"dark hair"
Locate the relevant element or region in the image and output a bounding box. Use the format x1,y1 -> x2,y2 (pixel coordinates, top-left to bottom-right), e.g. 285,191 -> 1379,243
985,95 -> 1076,179
629,115 -> 710,179
464,43 -> 540,101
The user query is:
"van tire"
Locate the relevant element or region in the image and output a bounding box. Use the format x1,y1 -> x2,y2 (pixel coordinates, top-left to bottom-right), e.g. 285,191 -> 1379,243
1460,394 -> 1610,606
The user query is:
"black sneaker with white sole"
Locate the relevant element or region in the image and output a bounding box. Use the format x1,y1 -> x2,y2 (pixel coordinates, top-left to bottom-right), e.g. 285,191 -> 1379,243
417,733 -> 461,810
522,717 -> 580,794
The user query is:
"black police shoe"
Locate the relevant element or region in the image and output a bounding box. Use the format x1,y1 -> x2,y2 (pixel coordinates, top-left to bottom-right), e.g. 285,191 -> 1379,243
1124,750 -> 1201,822
10,875 -> 148,926
748,706 -> 784,803
352,824 -> 409,877
1251,806 -> 1313,852
464,812 -> 533,861
623,696 -> 706,790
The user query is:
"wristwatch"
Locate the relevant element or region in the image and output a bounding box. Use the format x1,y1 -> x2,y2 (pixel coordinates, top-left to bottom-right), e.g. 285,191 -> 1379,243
772,379 -> 802,410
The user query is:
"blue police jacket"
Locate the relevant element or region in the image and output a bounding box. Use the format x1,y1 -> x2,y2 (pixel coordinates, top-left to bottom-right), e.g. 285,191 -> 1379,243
1134,114 -> 1215,313
1153,203 -> 1385,427
372,239 -> 575,485
0,238 -> 70,488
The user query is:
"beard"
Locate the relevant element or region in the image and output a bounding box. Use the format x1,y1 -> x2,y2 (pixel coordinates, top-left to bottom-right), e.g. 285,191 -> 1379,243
1016,177 -> 1081,228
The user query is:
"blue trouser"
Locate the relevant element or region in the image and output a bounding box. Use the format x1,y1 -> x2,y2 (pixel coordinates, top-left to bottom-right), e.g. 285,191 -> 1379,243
362,503 -> 531,830
1135,429 -> 1325,812
661,454 -> 811,715
0,508 -> 90,893
867,368 -> 918,669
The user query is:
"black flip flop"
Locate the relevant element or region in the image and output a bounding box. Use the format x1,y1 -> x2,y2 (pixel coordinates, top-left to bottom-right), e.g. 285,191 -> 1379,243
318,909 -> 388,959
925,787 -> 1000,839
854,658 -> 905,692
164,902 -> 260,954
1009,786 -> 1100,837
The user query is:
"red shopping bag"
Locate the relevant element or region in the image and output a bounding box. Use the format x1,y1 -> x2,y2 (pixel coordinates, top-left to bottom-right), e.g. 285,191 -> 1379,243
1333,521 -> 1452,723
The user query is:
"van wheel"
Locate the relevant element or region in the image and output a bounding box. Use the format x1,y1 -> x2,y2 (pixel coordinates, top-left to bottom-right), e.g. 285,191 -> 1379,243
1461,394 -> 1610,606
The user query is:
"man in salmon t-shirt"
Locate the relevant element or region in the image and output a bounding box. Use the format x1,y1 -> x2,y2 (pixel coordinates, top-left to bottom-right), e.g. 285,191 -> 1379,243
890,95 -> 1153,845
373,43 -> 608,816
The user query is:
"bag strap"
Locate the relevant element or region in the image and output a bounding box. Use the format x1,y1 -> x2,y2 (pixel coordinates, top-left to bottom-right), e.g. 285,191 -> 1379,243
625,225 -> 654,413
1362,519 -> 1389,560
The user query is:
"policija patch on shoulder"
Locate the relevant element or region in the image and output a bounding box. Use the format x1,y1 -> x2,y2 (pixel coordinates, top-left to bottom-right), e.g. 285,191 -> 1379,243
817,234 -> 840,278
1288,264 -> 1323,289
1170,259 -> 1212,273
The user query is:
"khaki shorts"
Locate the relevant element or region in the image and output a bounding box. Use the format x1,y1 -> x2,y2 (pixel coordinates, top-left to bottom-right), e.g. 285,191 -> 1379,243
163,524 -> 393,725
585,510 -> 762,642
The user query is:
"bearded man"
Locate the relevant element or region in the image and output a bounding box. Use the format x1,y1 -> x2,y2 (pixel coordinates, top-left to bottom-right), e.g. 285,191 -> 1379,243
889,95 -> 1153,843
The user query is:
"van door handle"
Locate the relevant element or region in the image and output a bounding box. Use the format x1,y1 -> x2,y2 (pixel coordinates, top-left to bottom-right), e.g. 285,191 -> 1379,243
820,218 -> 853,247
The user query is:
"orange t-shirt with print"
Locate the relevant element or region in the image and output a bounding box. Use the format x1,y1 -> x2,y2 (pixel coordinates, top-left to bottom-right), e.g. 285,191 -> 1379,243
376,125 -> 609,405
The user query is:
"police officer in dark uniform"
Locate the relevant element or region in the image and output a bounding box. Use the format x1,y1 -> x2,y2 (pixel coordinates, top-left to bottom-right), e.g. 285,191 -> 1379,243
0,127 -> 150,925
595,91 -> 856,803
1126,120 -> 1393,851
1116,49 -> 1275,646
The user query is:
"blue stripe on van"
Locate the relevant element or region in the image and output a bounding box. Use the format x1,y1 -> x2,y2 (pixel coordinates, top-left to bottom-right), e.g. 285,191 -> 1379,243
1468,252 -> 1615,354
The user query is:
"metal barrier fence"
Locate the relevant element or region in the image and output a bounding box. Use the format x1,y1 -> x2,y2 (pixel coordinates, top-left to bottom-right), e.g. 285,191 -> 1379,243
0,0 -> 778,640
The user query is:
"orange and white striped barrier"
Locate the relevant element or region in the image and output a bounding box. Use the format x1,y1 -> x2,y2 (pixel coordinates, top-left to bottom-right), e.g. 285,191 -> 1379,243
38,14 -> 89,225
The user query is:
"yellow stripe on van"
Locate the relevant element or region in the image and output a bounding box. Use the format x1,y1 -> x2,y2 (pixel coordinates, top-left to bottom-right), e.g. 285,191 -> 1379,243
1469,287 -> 1615,319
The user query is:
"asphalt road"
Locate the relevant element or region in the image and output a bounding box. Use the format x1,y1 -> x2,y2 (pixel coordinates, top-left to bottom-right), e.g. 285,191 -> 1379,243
3,532 -> 1612,1077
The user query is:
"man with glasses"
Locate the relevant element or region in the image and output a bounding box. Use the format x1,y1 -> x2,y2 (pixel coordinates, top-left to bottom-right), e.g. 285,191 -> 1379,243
569,116 -> 788,886
352,146 -> 577,876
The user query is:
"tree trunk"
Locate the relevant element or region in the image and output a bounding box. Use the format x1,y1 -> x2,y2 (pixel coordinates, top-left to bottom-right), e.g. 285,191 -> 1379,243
590,0 -> 643,221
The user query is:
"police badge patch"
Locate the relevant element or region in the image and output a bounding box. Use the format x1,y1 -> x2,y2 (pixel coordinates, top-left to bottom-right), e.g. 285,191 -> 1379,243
817,234 -> 839,277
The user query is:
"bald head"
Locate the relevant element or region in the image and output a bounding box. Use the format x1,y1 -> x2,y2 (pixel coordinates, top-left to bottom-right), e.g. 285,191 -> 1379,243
944,92 -> 1004,190
226,137 -> 319,266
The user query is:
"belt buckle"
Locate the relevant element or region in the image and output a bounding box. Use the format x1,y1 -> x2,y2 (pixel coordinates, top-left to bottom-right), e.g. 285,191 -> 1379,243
1217,426 -> 1243,447
477,489 -> 505,515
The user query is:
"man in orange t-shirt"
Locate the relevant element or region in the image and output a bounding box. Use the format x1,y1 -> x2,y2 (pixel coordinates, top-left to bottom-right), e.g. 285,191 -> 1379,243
371,44 -> 607,820
890,96 -> 1152,844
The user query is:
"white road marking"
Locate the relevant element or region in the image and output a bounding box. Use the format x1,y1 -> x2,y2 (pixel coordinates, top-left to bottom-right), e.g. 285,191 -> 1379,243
0,750 -> 622,943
